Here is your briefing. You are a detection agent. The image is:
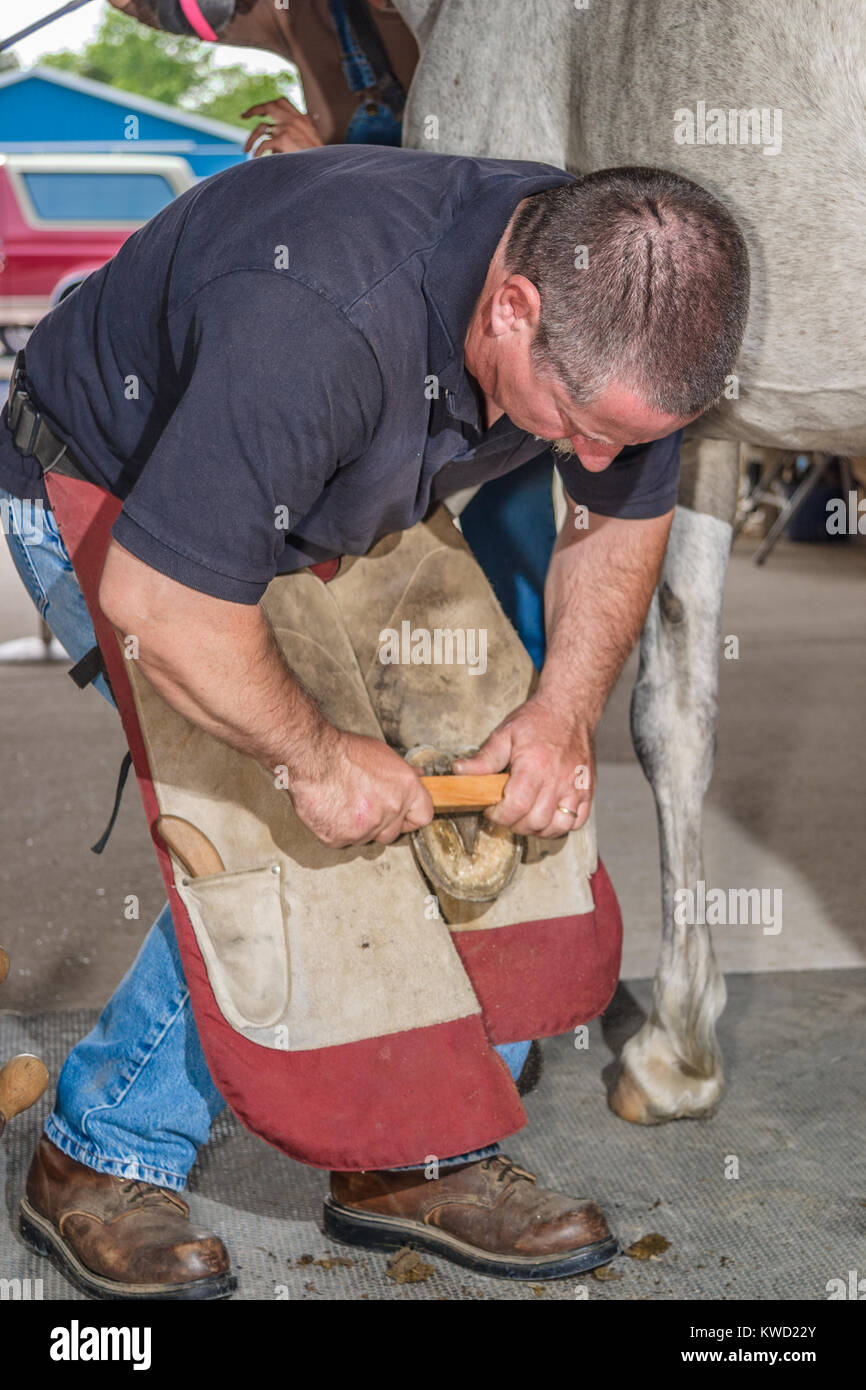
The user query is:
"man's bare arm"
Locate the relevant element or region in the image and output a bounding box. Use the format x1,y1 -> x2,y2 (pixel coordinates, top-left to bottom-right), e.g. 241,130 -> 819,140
455,502 -> 673,836
98,539 -> 432,846
537,500 -> 673,730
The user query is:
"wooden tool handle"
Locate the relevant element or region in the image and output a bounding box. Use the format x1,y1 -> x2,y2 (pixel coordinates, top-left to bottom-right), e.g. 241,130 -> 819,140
420,773 -> 509,812
156,815 -> 226,879
0,1054 -> 49,1128
0,946 -> 9,986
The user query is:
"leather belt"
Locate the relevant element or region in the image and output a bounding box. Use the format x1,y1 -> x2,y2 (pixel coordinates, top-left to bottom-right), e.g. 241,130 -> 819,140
6,349 -> 91,484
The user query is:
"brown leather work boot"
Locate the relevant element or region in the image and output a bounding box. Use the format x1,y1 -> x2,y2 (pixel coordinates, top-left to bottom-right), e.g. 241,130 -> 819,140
325,1153 -> 618,1280
19,1136 -> 235,1300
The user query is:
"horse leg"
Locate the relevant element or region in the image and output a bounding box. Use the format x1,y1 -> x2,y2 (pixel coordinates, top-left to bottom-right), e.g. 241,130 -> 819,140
608,437 -> 739,1124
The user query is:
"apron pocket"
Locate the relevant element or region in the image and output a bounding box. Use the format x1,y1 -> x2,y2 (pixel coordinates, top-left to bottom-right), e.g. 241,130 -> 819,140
176,863 -> 290,1033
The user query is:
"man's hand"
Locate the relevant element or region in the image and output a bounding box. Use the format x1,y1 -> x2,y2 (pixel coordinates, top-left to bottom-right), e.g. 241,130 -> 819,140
288,729 -> 433,848
241,97 -> 324,156
454,697 -> 594,838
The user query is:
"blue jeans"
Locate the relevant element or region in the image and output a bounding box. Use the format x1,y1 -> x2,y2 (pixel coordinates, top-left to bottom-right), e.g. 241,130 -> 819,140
460,454 -> 557,671
1,487 -> 530,1188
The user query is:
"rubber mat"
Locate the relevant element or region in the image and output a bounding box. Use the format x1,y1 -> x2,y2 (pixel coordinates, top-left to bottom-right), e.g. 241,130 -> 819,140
1,968 -> 863,1300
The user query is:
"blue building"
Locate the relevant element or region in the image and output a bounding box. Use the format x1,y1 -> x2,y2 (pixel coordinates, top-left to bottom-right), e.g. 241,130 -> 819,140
0,65 -> 246,180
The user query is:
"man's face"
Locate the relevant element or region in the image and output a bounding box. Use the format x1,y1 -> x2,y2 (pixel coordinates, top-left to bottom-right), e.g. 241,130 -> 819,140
499,369 -> 690,473
464,270 -> 695,471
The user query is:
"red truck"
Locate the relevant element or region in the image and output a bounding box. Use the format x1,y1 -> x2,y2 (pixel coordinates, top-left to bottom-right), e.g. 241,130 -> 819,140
0,153 -> 195,356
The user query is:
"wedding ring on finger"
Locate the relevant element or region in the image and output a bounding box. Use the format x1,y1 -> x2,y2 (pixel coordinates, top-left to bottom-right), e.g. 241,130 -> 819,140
556,803 -> 578,818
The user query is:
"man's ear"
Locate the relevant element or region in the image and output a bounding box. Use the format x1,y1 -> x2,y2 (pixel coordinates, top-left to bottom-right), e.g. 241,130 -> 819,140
489,274 -> 541,336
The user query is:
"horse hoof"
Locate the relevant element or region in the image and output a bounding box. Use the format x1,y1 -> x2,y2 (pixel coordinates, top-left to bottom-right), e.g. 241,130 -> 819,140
405,746 -> 522,902
607,1065 -> 666,1125
606,1041 -> 725,1125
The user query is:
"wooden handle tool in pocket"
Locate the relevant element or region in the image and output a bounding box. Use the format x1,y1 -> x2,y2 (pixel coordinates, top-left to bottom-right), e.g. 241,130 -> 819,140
0,1054 -> 50,1139
156,815 -> 226,879
420,773 -> 509,813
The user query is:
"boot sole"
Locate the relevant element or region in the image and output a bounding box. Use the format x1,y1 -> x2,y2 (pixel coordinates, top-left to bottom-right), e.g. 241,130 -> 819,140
19,1198 -> 237,1301
322,1196 -> 619,1281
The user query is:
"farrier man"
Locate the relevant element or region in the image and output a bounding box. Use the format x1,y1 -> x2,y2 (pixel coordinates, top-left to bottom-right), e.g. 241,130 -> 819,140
0,146 -> 748,1297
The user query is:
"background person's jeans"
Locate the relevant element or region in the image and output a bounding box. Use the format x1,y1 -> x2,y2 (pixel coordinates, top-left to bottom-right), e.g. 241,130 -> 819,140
1,486 -> 530,1188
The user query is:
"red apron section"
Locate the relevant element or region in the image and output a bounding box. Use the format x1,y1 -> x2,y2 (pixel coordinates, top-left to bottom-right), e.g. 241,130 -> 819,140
451,859 -> 622,1044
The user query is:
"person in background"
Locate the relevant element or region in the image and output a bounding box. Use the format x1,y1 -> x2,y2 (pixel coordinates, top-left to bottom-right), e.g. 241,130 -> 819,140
240,0 -> 416,155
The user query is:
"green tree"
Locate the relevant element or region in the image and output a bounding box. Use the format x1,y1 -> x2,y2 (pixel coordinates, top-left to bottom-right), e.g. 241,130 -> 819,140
196,67 -> 299,127
39,7 -> 299,129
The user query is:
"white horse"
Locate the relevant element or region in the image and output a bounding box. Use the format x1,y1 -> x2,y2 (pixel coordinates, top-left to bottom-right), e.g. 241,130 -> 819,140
394,0 -> 866,1123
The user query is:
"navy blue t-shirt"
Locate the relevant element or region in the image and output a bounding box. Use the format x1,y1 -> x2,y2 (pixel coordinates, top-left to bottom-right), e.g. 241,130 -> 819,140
0,146 -> 680,603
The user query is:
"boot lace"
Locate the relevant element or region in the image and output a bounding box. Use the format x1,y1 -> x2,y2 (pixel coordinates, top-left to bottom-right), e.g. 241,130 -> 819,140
479,1155 -> 537,1186
118,1178 -> 185,1210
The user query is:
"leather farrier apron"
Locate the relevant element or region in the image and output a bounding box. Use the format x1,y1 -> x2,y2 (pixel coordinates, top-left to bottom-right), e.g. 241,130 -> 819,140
30,424 -> 622,1169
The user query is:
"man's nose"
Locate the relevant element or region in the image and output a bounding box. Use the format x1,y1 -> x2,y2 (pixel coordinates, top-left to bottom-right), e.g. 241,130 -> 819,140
572,439 -> 619,472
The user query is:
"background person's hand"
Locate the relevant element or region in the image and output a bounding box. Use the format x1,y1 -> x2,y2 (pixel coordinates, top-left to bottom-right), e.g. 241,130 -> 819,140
241,97 -> 324,156
287,729 -> 434,848
453,697 -> 595,838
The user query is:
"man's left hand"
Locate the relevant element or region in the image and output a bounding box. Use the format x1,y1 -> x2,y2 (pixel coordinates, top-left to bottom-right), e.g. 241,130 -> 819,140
452,697 -> 595,838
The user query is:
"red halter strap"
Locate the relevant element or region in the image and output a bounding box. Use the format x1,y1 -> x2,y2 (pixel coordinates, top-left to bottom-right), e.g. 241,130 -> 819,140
177,0 -> 219,42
